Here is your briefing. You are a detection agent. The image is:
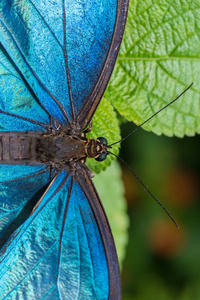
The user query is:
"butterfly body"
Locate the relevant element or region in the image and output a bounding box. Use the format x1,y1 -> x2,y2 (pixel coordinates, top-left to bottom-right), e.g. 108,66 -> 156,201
0,0 -> 129,299
35,129 -> 87,165
0,131 -> 42,164
0,129 -> 107,167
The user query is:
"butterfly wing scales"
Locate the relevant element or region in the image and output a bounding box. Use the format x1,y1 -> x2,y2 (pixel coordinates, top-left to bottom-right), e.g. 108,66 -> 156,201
76,0 -> 129,130
0,170 -> 112,299
0,42 -> 49,131
76,167 -> 121,299
0,0 -> 69,124
0,0 -> 129,128
0,165 -> 50,246
0,0 -> 129,298
64,0 -> 117,115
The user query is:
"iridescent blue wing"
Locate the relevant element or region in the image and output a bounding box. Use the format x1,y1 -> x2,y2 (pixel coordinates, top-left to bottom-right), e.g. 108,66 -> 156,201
0,165 -> 50,249
0,0 -> 128,129
0,0 -> 129,299
0,169 -> 119,299
0,28 -> 50,132
0,1 -> 54,251
0,30 -> 51,247
76,167 -> 120,299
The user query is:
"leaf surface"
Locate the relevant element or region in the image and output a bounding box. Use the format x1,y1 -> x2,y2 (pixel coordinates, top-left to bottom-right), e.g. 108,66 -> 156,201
105,0 -> 200,137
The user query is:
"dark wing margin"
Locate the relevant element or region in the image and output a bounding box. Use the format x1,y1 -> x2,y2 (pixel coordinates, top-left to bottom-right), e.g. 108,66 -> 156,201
76,167 -> 121,300
76,0 -> 129,130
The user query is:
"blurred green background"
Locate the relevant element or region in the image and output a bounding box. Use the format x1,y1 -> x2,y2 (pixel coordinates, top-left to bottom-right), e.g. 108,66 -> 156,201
120,122 -> 200,300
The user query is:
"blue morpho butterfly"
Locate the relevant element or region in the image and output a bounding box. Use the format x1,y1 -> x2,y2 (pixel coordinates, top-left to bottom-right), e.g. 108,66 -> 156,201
0,0 -> 129,299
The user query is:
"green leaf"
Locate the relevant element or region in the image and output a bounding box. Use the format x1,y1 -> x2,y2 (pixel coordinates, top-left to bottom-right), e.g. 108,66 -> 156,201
86,97 -> 121,173
92,161 -> 129,266
105,0 -> 200,137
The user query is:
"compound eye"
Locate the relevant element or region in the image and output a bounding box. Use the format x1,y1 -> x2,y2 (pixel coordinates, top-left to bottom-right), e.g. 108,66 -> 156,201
95,153 -> 107,162
97,137 -> 108,145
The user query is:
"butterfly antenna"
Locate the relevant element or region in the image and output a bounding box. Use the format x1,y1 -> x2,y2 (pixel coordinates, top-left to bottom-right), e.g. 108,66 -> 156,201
108,151 -> 179,228
109,83 -> 193,147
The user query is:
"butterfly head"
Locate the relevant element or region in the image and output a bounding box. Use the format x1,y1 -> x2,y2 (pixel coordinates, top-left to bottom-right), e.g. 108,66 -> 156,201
85,137 -> 110,162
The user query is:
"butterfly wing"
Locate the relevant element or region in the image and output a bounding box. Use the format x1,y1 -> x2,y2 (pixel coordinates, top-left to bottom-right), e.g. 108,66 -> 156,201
0,31 -> 49,131
0,0 -> 128,128
0,1 -> 56,248
0,169 -> 118,299
76,167 -> 120,299
0,0 -> 128,298
0,3 -> 53,251
75,0 -> 129,129
0,165 -> 50,249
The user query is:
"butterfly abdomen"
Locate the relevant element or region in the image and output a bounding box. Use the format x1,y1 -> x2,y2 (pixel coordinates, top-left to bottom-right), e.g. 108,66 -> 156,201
0,131 -> 88,165
0,132 -> 38,163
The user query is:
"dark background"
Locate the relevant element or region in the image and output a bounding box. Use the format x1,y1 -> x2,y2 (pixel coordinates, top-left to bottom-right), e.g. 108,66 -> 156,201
120,122 -> 200,300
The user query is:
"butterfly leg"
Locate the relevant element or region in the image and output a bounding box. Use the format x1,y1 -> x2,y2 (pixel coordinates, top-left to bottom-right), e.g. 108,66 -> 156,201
47,116 -> 62,134
83,120 -> 93,133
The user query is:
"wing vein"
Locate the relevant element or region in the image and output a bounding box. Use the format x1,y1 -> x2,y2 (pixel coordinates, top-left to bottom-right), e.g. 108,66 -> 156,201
0,172 -> 64,262
41,283 -> 57,300
0,109 -> 47,129
27,0 -> 63,49
56,173 -> 73,296
62,0 -> 75,122
76,210 -> 81,298
3,241 -> 59,299
77,197 -> 97,298
0,166 -> 48,185
0,19 -> 71,125
0,41 -> 50,128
